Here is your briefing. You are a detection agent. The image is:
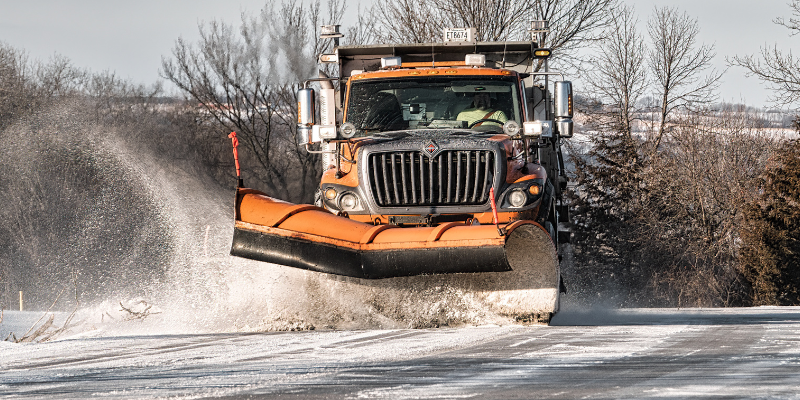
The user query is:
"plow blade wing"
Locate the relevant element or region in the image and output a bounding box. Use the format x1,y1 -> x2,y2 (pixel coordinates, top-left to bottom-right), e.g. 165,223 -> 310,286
231,189 -> 560,317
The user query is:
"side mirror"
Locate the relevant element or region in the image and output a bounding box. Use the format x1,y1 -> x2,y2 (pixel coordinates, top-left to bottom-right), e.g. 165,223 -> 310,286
297,88 -> 317,145
554,81 -> 572,118
553,81 -> 574,138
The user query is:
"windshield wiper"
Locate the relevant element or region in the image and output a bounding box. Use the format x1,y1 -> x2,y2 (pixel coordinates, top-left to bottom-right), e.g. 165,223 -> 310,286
370,131 -> 410,139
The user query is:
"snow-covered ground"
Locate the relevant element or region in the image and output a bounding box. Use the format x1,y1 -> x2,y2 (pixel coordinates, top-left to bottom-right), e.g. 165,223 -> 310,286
2,306 -> 800,399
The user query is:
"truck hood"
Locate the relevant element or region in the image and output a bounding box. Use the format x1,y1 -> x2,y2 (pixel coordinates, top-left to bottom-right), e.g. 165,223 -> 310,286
366,129 -> 508,141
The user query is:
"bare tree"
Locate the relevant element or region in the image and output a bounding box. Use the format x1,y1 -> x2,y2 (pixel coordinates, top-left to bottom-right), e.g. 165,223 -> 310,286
161,0 -> 345,201
437,0 -> 537,42
568,5 -> 784,307
530,0 -> 616,51
585,5 -> 647,142
343,4 -> 378,46
646,110 -> 779,306
566,7 -> 652,305
371,0 -> 443,44
35,54 -> 87,98
0,44 -> 94,129
647,6 -> 721,154
372,0 -> 615,55
372,0 -> 530,43
0,43 -> 35,129
730,1 -> 800,106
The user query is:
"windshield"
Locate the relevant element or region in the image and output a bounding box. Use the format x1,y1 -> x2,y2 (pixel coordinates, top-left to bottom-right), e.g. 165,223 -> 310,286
345,76 -> 521,136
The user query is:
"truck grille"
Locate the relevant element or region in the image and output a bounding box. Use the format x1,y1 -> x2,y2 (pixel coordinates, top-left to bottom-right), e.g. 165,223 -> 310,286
367,150 -> 496,207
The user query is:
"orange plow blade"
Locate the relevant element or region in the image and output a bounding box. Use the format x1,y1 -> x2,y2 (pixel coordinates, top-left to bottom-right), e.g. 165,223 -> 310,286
230,189 -> 560,319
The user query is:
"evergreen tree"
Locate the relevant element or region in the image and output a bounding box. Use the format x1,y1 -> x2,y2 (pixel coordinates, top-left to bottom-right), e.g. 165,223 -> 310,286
567,110 -> 653,305
739,126 -> 800,306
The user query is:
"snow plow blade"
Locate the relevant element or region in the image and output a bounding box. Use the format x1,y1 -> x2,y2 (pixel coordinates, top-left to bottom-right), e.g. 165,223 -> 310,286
231,189 -> 560,317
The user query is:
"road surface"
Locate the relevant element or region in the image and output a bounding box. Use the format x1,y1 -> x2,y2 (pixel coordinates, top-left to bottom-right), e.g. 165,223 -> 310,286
2,307 -> 800,399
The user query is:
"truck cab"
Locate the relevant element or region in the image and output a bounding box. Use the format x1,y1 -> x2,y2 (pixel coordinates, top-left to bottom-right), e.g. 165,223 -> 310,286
299,33 -> 572,241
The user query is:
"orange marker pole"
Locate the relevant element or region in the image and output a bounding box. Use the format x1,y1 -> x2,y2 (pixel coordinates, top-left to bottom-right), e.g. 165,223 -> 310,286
490,187 -> 499,225
228,132 -> 242,187
489,187 -> 505,236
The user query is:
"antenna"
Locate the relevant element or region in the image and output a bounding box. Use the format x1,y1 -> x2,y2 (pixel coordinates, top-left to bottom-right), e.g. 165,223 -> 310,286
529,20 -> 549,47
501,29 -> 510,68
320,25 -> 344,47
501,41 -> 509,69
529,20 -> 551,118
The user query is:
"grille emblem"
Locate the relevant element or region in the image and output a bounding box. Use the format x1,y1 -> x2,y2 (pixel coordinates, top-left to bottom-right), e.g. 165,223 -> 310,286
423,141 -> 440,157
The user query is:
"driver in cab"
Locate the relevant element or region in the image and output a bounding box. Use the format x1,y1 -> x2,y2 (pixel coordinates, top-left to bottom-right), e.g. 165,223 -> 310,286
457,93 -> 508,127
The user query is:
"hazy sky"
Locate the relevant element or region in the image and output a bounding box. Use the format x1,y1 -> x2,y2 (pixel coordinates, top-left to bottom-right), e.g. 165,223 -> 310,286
0,0 -> 796,108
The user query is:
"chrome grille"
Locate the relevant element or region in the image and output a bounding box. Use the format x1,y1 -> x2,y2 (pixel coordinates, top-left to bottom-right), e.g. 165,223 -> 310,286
368,150 -> 496,207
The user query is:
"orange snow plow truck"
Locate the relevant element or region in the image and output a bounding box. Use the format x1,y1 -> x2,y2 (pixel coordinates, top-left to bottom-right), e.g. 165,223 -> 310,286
231,26 -> 573,323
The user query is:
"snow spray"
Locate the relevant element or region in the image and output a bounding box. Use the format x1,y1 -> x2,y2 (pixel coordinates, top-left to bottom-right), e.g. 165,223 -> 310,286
1,102 -> 520,340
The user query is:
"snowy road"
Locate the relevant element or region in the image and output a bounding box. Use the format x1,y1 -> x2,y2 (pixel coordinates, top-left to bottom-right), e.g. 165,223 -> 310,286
2,307 -> 800,399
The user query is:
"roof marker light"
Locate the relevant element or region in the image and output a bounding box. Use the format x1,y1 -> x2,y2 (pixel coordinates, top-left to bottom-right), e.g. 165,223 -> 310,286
381,57 -> 402,69
533,48 -> 552,58
319,53 -> 338,63
465,54 -> 485,67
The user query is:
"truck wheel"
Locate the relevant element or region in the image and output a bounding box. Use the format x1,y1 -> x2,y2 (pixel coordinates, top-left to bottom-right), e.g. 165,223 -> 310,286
314,188 -> 323,208
544,221 -> 556,243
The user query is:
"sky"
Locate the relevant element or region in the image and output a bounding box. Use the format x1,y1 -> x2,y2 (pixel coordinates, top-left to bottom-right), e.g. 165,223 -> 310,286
0,0 -> 796,108
626,0 -> 797,109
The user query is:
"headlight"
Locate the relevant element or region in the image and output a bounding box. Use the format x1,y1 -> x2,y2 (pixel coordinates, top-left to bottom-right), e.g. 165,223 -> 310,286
498,179 -> 545,210
502,120 -> 520,136
508,189 -> 527,208
340,122 -> 357,138
339,193 -> 359,211
321,184 -> 365,213
324,187 -> 337,200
